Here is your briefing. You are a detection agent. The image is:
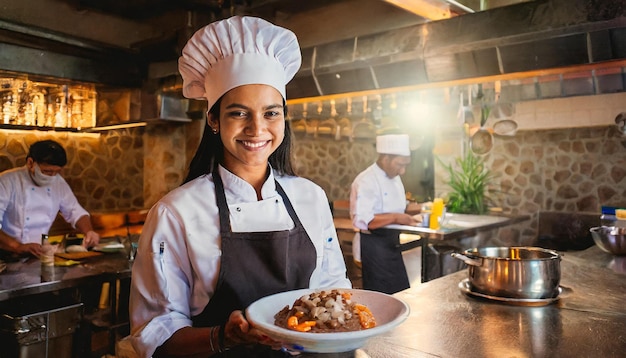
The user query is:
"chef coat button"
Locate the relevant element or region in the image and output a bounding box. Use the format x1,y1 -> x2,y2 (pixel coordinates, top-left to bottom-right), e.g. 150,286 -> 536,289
26,217 -> 29,221
236,207 -> 241,212
275,199 -> 279,203
327,237 -> 333,243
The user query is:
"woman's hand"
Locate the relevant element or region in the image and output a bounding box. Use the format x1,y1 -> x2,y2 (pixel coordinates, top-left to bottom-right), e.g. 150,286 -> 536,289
223,310 -> 282,350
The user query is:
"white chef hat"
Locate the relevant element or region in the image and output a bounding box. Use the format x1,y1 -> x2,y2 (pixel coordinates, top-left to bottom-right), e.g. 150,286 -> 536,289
376,134 -> 411,156
178,16 -> 302,108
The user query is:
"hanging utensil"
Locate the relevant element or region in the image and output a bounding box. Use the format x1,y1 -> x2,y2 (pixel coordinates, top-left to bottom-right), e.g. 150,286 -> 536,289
306,101 -> 322,138
470,128 -> 493,155
338,97 -> 353,140
317,99 -> 338,138
292,102 -> 307,135
493,119 -> 518,136
351,96 -> 376,140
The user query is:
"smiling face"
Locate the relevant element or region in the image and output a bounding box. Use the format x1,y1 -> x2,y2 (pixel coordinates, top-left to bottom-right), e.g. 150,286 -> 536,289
211,84 -> 285,179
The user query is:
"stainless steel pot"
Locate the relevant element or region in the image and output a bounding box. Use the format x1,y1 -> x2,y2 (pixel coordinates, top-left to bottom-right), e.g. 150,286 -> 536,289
452,247 -> 561,299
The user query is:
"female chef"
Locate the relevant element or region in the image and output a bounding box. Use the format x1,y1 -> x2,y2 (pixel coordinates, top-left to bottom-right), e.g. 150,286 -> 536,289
128,16 -> 351,357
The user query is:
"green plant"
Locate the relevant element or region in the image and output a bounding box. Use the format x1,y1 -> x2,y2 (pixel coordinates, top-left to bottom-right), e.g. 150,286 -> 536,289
439,151 -> 495,215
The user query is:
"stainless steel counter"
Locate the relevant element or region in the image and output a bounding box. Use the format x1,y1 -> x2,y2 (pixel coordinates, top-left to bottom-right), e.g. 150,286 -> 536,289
0,249 -> 132,357
386,213 -> 530,241
355,245 -> 626,358
385,213 -> 530,282
0,252 -> 131,302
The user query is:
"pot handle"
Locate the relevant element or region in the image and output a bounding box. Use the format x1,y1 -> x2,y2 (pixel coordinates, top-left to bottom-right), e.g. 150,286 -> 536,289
450,253 -> 482,266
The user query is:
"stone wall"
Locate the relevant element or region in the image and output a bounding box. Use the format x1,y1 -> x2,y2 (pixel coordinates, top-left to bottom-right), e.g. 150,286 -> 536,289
293,137 -> 378,202
143,121 -> 201,208
433,92 -> 626,244
485,126 -> 626,242
0,129 -> 144,212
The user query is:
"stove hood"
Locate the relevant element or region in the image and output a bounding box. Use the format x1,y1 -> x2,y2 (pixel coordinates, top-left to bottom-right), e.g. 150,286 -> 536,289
1,0 -> 624,101
287,0 -> 626,98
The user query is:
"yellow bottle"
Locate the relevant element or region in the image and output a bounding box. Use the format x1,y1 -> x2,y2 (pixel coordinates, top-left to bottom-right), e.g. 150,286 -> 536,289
429,198 -> 444,230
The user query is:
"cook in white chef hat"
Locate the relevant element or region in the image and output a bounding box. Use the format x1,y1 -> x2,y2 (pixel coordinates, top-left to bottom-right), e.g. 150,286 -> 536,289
178,16 -> 302,109
376,134 -> 411,157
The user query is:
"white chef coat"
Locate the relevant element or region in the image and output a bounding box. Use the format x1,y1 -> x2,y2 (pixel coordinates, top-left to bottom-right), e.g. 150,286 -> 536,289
129,166 -> 351,357
0,166 -> 89,244
349,163 -> 407,261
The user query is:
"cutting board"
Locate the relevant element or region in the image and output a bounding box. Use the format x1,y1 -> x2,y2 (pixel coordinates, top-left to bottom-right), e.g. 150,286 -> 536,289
55,251 -> 103,260
54,257 -> 81,266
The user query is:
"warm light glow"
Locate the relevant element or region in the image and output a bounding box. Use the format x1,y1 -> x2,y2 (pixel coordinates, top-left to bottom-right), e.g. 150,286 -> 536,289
0,75 -> 96,129
83,122 -> 147,131
383,0 -> 451,20
0,128 -> 100,139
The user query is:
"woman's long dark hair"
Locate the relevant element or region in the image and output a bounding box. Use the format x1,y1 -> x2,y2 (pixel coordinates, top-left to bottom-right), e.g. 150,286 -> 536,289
183,97 -> 296,184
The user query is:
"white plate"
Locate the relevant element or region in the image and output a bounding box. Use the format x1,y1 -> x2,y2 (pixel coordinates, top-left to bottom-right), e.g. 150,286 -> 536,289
93,242 -> 124,253
245,288 -> 410,353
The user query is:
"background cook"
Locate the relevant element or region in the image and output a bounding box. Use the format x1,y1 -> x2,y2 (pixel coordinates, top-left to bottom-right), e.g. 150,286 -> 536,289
350,132 -> 422,294
0,139 -> 100,258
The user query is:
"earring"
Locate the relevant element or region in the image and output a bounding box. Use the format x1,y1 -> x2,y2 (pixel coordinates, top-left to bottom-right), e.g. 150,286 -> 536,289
212,128 -> 218,134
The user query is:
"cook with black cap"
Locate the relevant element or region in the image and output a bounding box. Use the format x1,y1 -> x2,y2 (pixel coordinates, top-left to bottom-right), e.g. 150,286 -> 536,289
128,16 -> 351,357
349,133 -> 422,295
0,139 -> 100,258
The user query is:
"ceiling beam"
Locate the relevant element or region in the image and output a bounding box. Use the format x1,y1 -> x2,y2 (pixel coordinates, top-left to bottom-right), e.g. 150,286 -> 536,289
382,0 -> 452,20
0,0 -> 162,49
276,0 -> 427,48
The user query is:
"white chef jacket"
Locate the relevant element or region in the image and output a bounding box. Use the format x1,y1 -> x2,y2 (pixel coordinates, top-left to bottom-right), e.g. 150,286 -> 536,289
0,166 -> 89,244
349,163 -> 407,261
129,166 -> 351,357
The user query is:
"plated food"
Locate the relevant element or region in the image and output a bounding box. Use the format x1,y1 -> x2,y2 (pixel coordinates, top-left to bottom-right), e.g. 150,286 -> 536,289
274,289 -> 376,333
246,288 -> 409,353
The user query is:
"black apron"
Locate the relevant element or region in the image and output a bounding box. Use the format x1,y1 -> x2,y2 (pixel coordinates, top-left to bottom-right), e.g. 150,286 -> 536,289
192,171 -> 316,357
360,228 -> 410,294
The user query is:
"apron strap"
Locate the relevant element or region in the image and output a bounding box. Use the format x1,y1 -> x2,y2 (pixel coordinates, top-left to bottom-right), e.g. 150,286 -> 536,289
213,170 -> 304,232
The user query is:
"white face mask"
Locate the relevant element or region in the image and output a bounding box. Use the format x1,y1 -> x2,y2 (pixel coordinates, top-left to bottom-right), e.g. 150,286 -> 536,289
31,164 -> 57,187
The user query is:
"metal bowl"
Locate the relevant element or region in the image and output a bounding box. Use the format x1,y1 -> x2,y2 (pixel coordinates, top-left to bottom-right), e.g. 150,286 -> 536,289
590,226 -> 626,255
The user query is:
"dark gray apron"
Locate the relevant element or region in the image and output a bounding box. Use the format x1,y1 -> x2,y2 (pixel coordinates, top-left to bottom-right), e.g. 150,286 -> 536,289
360,228 -> 410,294
191,171 -> 316,357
